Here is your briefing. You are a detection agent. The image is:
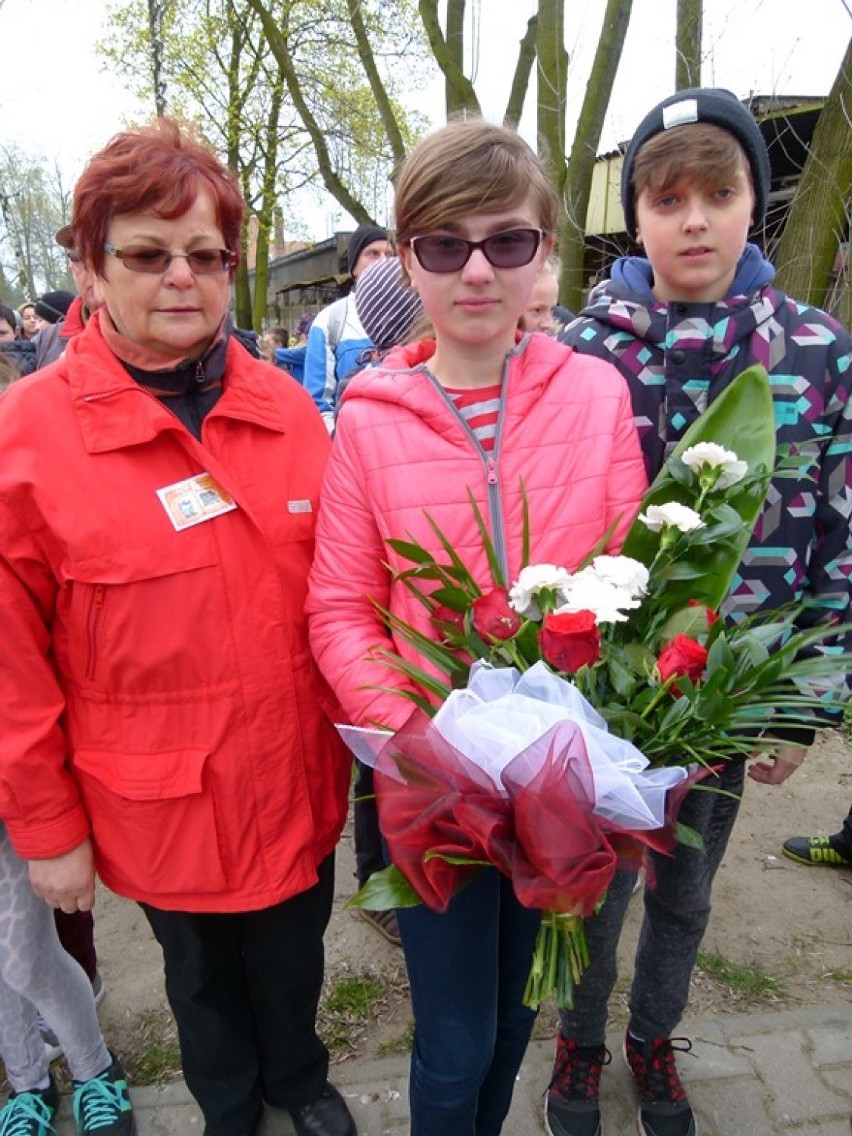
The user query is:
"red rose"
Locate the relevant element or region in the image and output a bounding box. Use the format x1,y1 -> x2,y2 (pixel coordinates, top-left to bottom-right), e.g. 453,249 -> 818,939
539,609 -> 601,673
431,603 -> 466,637
471,587 -> 522,642
657,634 -> 708,689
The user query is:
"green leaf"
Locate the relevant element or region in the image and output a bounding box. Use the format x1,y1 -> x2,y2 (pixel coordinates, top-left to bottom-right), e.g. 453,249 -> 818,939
424,510 -> 481,592
429,585 -> 473,611
622,642 -> 656,674
466,489 -> 505,587
621,364 -> 775,609
386,537 -> 436,565
607,655 -> 636,699
345,865 -> 422,909
676,822 -> 706,851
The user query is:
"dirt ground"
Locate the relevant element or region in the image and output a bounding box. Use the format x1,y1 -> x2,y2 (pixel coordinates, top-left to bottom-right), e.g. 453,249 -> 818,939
92,730 -> 852,1078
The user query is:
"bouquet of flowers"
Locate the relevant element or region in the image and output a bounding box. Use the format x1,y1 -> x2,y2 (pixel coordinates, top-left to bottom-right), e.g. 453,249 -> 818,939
338,365 -> 850,1008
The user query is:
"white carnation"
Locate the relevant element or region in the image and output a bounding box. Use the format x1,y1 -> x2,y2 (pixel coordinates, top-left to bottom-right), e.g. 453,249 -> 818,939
509,563 -> 574,619
639,502 -> 705,534
588,555 -> 649,599
681,442 -> 748,489
557,569 -> 640,624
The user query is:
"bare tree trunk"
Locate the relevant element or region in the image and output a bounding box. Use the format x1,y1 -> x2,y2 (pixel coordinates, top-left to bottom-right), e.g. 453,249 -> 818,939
252,81 -> 285,331
504,15 -> 537,128
0,193 -> 35,299
675,0 -> 702,90
418,0 -> 481,117
774,39 -> 852,310
559,0 -> 632,312
537,0 -> 567,199
147,0 -> 170,115
247,0 -> 376,223
347,0 -> 407,165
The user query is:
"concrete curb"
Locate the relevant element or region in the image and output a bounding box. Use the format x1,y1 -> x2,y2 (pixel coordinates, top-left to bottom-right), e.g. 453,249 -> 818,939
48,1002 -> 852,1134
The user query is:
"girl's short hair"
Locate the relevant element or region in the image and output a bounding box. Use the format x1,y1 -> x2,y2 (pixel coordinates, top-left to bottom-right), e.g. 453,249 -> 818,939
631,123 -> 753,201
394,119 -> 560,245
73,117 -> 244,275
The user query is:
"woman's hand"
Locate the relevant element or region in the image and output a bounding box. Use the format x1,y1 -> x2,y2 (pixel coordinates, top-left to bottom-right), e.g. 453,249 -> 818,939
28,839 -> 95,913
747,741 -> 807,785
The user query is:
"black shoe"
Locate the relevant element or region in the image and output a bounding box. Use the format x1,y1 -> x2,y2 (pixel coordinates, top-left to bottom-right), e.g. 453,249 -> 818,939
290,1083 -> 356,1136
0,1076 -> 59,1136
624,1032 -> 696,1136
545,1035 -> 610,1136
782,834 -> 852,867
72,1054 -> 136,1135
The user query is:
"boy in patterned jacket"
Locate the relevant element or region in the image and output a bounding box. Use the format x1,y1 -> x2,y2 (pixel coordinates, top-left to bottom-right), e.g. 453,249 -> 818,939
546,87 -> 852,1136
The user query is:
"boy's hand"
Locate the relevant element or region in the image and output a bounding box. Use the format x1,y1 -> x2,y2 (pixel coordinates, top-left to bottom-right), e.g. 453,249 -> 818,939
747,740 -> 807,785
28,839 -> 95,913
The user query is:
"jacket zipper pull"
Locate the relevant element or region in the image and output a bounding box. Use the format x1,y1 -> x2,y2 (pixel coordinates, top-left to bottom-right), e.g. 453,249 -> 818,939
195,362 -> 205,385
487,458 -> 497,485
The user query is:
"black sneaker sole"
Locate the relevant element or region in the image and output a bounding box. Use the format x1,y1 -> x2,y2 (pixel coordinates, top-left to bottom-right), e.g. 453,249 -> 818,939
544,1102 -> 604,1136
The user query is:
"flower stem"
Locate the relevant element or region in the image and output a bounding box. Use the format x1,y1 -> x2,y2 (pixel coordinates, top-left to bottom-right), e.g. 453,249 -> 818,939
523,911 -> 589,1010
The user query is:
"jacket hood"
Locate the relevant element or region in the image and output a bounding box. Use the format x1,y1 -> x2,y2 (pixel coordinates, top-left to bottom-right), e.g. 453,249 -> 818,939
577,247 -> 784,354
607,242 -> 775,302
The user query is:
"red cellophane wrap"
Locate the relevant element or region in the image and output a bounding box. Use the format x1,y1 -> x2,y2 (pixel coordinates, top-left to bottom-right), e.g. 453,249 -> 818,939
374,707 -> 695,915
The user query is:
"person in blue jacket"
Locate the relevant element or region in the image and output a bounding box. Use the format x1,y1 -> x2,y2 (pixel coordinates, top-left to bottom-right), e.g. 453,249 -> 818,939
302,225 -> 392,430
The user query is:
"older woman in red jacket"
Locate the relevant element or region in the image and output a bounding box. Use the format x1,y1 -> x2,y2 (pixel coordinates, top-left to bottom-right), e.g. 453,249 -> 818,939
0,120 -> 354,1136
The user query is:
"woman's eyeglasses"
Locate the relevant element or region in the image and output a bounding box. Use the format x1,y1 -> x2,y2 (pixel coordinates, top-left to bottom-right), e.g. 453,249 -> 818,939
408,228 -> 545,274
104,243 -> 235,275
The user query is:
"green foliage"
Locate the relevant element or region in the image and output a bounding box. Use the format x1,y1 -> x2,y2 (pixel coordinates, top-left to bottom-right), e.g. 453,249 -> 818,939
322,974 -> 385,1017
0,146 -> 74,300
696,951 -> 783,999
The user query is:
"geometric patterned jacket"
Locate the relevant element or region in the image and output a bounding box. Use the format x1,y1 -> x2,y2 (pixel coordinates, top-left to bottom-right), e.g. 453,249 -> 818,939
559,270 -> 852,720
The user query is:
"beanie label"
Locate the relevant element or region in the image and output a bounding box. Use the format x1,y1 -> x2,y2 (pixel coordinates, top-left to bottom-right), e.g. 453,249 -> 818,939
663,99 -> 699,130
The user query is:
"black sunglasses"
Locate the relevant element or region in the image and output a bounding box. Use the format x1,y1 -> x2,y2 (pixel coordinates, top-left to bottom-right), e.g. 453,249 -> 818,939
409,228 -> 546,274
104,243 -> 235,275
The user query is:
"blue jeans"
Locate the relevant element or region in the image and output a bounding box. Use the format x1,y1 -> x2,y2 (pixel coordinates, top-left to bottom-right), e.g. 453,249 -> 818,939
396,867 -> 541,1136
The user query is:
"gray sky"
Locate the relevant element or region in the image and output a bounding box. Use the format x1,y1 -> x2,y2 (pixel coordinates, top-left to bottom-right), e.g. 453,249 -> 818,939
0,0 -> 849,237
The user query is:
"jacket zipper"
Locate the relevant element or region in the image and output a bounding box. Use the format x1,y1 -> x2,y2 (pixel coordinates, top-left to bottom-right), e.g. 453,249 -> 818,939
424,354 -> 512,582
85,585 -> 106,681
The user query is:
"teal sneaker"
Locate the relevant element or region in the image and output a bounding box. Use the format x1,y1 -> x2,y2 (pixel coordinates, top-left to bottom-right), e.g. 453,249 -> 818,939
72,1056 -> 135,1135
0,1077 -> 59,1136
782,834 -> 852,867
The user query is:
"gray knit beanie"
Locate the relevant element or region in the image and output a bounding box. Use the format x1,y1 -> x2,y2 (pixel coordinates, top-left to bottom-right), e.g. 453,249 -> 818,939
621,87 -> 770,240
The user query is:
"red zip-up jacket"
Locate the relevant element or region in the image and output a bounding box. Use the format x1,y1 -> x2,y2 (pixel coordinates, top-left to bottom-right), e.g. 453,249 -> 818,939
0,316 -> 350,912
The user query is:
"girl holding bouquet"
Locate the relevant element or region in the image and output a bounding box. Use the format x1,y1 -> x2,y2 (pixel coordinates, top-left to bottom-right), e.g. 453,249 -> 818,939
307,119 -> 648,1136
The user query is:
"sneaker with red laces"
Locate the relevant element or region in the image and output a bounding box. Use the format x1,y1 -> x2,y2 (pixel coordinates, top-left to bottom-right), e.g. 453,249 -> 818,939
623,1032 -> 696,1136
544,1035 -> 611,1136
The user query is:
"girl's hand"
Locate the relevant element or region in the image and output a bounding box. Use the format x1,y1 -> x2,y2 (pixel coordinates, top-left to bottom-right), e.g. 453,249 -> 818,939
28,839 -> 95,913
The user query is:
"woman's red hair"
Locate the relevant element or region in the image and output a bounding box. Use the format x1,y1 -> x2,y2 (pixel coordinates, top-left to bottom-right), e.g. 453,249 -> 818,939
73,118 -> 244,274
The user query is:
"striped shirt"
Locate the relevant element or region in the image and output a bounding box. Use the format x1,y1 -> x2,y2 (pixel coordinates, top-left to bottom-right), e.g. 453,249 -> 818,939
444,383 -> 503,451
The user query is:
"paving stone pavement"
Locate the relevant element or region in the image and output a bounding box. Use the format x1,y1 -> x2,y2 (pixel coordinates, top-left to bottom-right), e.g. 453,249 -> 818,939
49,1002 -> 851,1135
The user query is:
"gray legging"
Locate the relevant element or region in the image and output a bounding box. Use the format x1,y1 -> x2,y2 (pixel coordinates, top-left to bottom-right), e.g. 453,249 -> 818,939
0,824 -> 110,1091
559,759 -> 745,1043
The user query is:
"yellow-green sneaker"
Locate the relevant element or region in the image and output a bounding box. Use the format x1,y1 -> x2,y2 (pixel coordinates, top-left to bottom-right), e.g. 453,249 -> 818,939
782,835 -> 852,867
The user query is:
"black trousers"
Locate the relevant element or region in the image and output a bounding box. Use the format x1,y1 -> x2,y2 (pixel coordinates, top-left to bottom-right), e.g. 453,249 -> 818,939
141,854 -> 335,1136
353,760 -> 388,886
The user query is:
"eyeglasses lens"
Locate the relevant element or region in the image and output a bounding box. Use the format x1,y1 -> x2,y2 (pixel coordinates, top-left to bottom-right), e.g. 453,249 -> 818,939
119,247 -> 232,274
412,229 -> 541,273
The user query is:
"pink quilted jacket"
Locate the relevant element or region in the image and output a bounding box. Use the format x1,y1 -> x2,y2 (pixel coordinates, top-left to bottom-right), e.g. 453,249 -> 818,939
307,335 -> 647,730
